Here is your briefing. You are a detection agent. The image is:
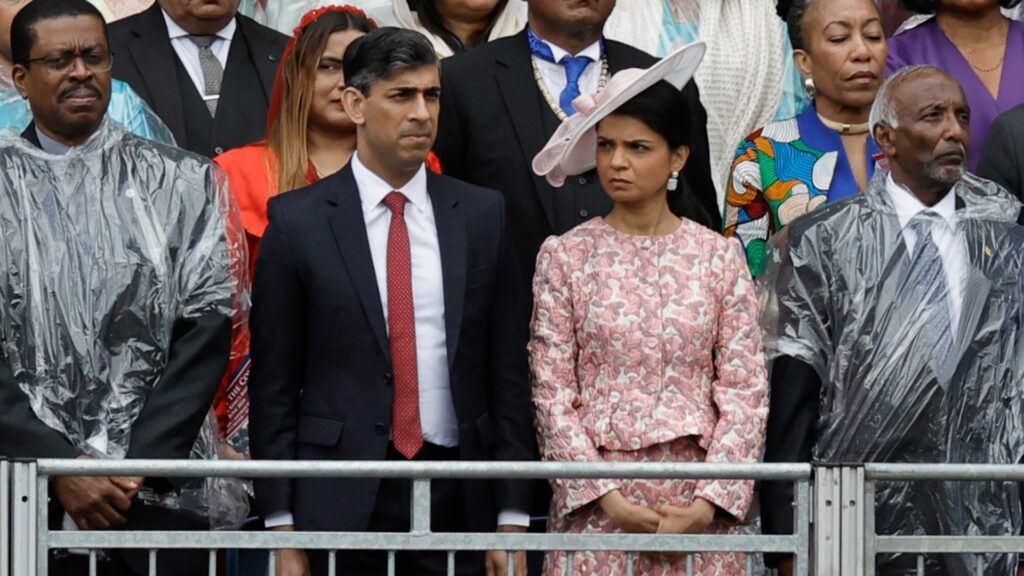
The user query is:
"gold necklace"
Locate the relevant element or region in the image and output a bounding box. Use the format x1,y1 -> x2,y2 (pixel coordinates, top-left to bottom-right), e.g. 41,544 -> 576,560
531,55 -> 610,122
969,54 -> 1004,73
817,113 -> 870,135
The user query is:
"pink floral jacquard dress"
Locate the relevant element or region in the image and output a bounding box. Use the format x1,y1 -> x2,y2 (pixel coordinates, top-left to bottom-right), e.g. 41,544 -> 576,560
529,217 -> 769,576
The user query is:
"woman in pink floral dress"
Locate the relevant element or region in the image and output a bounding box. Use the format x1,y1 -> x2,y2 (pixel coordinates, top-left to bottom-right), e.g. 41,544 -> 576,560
529,43 -> 769,576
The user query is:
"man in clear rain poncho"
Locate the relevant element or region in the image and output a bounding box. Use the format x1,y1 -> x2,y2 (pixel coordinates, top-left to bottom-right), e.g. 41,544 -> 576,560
760,65 -> 1024,576
0,0 -> 247,574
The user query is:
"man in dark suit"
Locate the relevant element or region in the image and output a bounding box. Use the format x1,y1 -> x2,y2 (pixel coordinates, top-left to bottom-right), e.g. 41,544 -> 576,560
107,0 -> 286,157
248,27 -> 535,576
761,66 -> 1024,576
434,0 -> 721,289
0,1 -> 241,574
978,103 -> 1024,200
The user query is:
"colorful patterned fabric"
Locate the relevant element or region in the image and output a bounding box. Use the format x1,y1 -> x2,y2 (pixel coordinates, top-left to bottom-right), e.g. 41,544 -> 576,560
724,104 -> 879,276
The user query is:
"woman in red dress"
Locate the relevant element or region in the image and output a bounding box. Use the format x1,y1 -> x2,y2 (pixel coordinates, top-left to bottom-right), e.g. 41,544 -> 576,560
215,5 -> 377,272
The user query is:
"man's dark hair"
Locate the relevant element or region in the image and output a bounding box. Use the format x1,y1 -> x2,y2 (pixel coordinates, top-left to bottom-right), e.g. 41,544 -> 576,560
606,80 -> 693,151
11,0 -> 107,66
343,27 -> 438,95
900,0 -> 1021,13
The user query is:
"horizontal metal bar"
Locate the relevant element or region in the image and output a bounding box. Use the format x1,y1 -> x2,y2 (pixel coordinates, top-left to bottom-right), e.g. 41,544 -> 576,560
875,536 -> 1024,554
35,459 -> 810,480
47,531 -> 804,554
865,464 -> 1024,481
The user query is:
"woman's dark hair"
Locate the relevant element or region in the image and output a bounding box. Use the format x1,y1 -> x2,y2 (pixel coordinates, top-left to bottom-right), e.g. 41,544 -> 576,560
786,0 -> 816,51
607,80 -> 693,151
900,0 -> 1021,14
601,80 -> 710,223
406,0 -> 508,54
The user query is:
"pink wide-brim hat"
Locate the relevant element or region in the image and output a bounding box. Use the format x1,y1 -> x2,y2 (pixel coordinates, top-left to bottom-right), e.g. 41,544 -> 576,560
532,41 -> 707,188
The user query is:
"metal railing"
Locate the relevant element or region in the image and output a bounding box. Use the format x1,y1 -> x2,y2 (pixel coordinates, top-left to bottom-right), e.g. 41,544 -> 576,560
7,459 -> 812,576
861,464 -> 1024,576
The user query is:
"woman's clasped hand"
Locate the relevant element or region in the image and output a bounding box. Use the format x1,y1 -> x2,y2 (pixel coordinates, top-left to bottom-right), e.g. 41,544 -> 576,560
598,490 -> 718,534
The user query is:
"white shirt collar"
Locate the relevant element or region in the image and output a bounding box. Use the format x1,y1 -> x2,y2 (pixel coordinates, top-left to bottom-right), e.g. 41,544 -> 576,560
885,174 -> 957,229
351,152 -> 429,213
161,9 -> 237,41
535,34 -> 602,63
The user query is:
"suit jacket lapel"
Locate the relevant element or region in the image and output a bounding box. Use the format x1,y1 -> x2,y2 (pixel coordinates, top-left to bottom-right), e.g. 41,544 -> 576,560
327,166 -> 391,361
428,173 -> 466,366
125,4 -> 187,145
235,15 -> 282,100
493,31 -> 557,229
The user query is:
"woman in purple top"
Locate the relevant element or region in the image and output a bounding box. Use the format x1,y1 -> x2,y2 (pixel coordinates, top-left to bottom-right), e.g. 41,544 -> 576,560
887,0 -> 1024,172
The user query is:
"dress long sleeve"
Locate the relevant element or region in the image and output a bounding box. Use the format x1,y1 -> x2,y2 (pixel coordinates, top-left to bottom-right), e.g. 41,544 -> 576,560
694,242 -> 769,520
529,236 -> 619,519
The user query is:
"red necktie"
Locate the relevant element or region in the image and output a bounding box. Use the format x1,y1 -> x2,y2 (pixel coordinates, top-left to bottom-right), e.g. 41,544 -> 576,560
383,192 -> 423,459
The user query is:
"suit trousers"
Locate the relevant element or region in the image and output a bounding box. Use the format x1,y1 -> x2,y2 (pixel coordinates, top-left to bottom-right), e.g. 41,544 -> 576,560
307,442 -> 483,576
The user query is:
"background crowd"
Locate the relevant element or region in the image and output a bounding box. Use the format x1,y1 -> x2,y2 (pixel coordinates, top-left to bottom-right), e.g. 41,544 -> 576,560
4,0 -> 1024,576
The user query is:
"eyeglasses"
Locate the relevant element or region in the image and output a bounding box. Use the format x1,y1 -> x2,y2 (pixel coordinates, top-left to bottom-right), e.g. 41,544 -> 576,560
27,50 -> 113,74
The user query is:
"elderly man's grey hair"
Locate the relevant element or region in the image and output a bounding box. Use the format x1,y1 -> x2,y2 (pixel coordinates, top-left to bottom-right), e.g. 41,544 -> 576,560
869,65 -> 949,133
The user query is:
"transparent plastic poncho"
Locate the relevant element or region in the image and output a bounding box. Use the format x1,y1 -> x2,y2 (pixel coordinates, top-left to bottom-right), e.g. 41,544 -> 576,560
760,170 -> 1024,575
0,119 -> 250,527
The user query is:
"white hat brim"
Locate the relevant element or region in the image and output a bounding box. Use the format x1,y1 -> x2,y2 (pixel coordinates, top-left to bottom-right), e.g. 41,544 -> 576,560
532,41 -> 707,187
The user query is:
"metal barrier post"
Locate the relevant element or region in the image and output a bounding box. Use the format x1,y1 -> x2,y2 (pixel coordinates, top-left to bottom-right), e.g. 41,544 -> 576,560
793,475 -> 811,576
35,468 -> 48,575
815,466 -> 841,575
10,461 -> 37,576
410,479 -> 431,534
863,476 -> 876,576
840,466 -> 865,576
1,459 -> 9,576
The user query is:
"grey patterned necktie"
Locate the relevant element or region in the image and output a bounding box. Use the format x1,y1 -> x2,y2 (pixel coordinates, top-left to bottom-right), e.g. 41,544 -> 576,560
906,212 -> 955,383
188,34 -> 222,116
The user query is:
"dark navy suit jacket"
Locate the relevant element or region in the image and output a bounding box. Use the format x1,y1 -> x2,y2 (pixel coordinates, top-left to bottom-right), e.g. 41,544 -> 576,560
248,163 -> 536,531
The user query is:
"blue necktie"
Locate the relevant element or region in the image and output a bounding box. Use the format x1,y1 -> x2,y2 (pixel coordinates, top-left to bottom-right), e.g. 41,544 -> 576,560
527,28 -> 598,117
905,213 -> 955,383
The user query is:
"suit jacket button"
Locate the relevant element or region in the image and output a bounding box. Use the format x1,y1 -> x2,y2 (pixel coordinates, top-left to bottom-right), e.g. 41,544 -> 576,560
374,423 -> 387,435
214,146 -> 224,155
577,176 -> 588,185
578,209 -> 589,218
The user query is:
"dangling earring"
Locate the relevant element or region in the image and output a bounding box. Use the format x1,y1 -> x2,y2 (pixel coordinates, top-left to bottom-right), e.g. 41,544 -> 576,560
667,170 -> 679,192
804,77 -> 816,96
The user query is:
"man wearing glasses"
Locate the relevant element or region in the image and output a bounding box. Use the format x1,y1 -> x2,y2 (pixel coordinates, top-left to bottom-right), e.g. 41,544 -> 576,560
0,0 -> 247,574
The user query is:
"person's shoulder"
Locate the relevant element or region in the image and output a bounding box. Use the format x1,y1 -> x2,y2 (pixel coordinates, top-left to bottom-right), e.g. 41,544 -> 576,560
992,102 -> 1024,131
265,168 -> 337,216
603,38 -> 657,67
214,143 -> 268,168
745,115 -> 801,146
443,32 -> 524,72
887,17 -> 936,48
107,4 -> 154,38
236,13 -> 290,45
785,193 -> 865,247
121,131 -> 208,168
429,172 -> 503,208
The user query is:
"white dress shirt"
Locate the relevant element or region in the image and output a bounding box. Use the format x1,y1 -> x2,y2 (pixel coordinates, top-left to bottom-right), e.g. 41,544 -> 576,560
531,33 -> 603,108
352,152 -> 459,448
161,9 -> 235,102
265,154 -> 528,529
885,175 -> 967,332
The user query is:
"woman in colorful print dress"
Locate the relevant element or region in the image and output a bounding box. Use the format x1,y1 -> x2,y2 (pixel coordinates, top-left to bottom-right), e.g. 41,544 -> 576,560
724,0 -> 888,276
530,43 -> 769,576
